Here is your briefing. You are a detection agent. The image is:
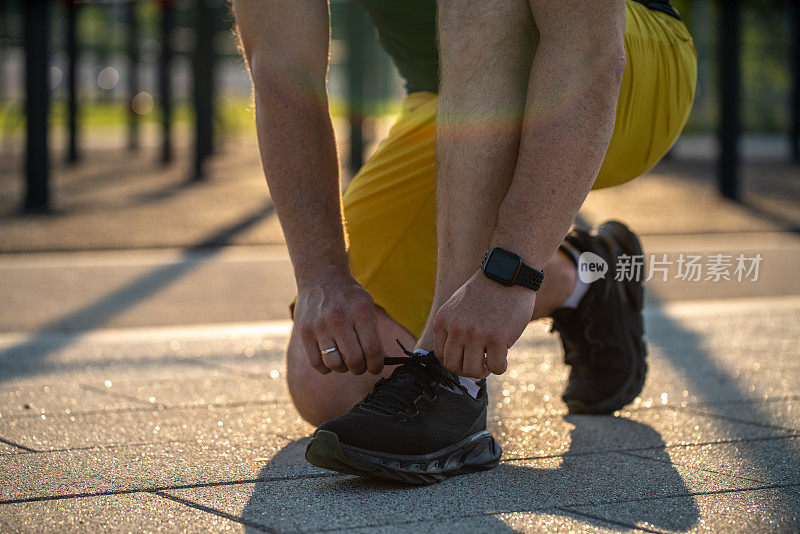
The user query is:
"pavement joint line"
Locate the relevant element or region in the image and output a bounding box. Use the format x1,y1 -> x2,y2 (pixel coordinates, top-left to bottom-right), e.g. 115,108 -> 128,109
681,394 -> 800,408
0,321 -> 294,348
637,230 -> 800,239
0,430 -> 298,456
0,436 -> 39,453
1,230 -> 796,265
151,490 -> 277,533
0,354 -> 268,381
617,450 -> 769,485
0,396 -> 288,422
642,294 -> 800,319
553,507 -> 664,534
678,405 -> 800,434
3,419 -> 796,460
307,505 -> 651,534
3,462 -> 799,512
0,473 -> 341,506
79,383 -> 157,408
502,433 -> 800,463
8,382 -> 786,424
200,359 -> 281,379
0,292 -> 796,348
0,393 -> 668,424
309,482 -> 800,534
0,245 -> 292,270
561,481 -> 800,511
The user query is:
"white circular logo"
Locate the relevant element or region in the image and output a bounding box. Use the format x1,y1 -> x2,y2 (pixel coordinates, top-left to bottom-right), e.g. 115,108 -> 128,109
577,252 -> 608,283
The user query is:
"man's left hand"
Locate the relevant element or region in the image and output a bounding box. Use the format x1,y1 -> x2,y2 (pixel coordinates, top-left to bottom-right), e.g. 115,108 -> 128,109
434,271 -> 535,379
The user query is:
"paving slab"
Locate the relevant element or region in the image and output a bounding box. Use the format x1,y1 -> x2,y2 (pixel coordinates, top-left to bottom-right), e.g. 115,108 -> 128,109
166,451 -> 755,533
631,436 -> 800,486
0,491 -> 245,533
643,302 -> 800,367
491,408 -> 792,460
0,323 -> 289,378
568,486 -> 800,533
687,397 -> 800,433
75,364 -> 289,411
0,325 -> 291,425
0,363 -> 289,423
0,247 -> 297,331
0,379 -> 139,422
0,403 -> 311,452
329,510 -> 641,533
497,299 -> 800,416
633,356 -> 800,411
0,438 -> 325,502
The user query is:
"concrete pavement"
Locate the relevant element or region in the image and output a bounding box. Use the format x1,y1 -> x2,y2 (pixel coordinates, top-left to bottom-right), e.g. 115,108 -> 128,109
1,144 -> 799,530
0,296 -> 798,532
1,230 -> 799,531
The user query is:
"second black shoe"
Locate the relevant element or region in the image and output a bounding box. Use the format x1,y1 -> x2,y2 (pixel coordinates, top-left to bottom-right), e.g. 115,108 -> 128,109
305,346 -> 501,484
551,220 -> 648,415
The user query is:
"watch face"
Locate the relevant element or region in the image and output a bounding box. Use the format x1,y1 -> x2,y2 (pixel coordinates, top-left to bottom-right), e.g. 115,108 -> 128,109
487,249 -> 521,282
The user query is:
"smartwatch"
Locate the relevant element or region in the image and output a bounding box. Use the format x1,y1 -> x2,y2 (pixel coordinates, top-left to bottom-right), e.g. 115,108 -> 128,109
480,247 -> 544,291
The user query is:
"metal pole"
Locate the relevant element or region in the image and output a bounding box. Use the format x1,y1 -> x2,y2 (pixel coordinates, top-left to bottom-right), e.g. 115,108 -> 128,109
0,0 -> 9,101
158,0 -> 174,165
718,0 -> 741,200
23,0 -> 50,212
790,0 -> 800,163
66,0 -> 80,163
346,3 -> 367,175
192,0 -> 215,180
127,0 -> 140,151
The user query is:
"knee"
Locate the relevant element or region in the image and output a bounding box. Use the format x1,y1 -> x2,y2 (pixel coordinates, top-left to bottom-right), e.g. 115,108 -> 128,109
285,329 -> 367,426
284,306 -> 415,426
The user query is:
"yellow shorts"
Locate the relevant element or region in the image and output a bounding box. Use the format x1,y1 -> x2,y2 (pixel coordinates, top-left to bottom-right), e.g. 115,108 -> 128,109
311,1 -> 696,338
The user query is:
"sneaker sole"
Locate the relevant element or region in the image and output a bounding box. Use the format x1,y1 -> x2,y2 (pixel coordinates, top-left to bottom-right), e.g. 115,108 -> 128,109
305,429 -> 502,485
565,221 -> 648,415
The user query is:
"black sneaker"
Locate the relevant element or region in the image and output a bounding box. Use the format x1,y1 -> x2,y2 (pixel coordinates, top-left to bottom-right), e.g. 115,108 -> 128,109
551,220 -> 647,414
305,344 -> 501,484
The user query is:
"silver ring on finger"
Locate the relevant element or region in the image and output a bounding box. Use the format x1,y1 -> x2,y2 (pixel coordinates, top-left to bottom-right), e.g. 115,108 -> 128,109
320,346 -> 339,355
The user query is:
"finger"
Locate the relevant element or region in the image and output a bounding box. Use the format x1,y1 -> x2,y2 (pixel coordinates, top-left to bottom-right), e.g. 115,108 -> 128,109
462,341 -> 489,379
300,328 -> 330,374
354,313 -> 385,375
442,332 -> 464,376
318,337 -> 348,373
334,326 -> 367,375
485,341 -> 508,375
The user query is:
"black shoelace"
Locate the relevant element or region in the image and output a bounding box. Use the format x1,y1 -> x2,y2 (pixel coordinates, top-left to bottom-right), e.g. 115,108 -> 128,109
355,341 -> 458,418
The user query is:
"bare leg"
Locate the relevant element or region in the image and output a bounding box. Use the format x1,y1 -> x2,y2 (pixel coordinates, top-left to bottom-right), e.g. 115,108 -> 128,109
533,249 -> 577,319
287,305 -> 415,426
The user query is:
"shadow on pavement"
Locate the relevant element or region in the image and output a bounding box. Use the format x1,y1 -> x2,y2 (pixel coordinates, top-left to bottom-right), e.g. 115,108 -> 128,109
242,416 -> 698,532
0,202 -> 274,384
238,294 -> 800,531
645,296 -> 800,510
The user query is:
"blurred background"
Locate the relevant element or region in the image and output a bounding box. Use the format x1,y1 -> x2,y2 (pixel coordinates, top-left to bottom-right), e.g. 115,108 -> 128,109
2,3 -> 799,526
0,0 -> 798,329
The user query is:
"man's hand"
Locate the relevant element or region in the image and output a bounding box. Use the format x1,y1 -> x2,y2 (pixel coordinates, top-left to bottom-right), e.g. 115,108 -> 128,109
294,274 -> 386,376
434,271 -> 535,379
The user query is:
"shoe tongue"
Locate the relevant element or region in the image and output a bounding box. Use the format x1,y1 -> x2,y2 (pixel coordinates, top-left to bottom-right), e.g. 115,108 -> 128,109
386,352 -> 455,386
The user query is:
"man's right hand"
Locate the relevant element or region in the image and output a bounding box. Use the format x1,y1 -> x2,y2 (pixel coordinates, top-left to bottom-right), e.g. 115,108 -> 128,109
294,274 -> 386,376
234,0 -> 379,374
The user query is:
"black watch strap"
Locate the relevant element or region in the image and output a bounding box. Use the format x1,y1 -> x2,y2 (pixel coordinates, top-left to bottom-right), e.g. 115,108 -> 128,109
481,247 -> 545,291
516,263 -> 545,291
